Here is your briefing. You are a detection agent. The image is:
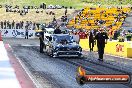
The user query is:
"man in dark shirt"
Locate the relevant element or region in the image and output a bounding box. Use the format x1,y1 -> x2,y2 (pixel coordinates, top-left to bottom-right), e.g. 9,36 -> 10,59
65,8 -> 67,15
20,21 -> 24,29
89,31 -> 94,52
39,31 -> 44,53
12,20 -> 15,29
25,28 -> 28,39
4,20 -> 6,29
1,21 -> 3,29
36,23 -> 40,30
54,26 -> 62,34
95,28 -> 108,61
53,16 -> 57,23
7,20 -> 10,29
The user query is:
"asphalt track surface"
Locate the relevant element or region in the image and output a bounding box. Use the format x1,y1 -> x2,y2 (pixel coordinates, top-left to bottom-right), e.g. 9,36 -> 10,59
3,38 -> 132,88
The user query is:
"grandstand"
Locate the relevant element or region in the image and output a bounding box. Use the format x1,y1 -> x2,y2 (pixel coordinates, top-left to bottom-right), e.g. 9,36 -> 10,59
67,6 -> 131,31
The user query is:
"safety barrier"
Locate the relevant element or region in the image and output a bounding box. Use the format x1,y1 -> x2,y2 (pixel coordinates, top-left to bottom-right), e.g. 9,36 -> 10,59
79,39 -> 132,58
0,29 -> 38,38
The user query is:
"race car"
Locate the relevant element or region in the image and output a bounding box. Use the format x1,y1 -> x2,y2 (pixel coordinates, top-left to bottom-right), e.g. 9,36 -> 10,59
44,34 -> 82,57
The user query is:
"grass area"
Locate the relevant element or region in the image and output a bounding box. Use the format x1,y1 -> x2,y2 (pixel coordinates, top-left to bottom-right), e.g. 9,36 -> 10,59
0,0 -> 132,9
0,0 -> 81,9
0,0 -> 77,23
0,0 -> 131,23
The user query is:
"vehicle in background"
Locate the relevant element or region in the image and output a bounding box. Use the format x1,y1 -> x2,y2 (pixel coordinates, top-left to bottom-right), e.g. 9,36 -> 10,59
47,4 -> 62,9
47,4 -> 55,9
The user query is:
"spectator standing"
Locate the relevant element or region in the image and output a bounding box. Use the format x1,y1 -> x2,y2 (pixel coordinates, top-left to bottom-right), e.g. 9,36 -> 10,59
113,30 -> 118,40
89,31 -> 94,52
9,22 -> 11,29
36,23 -> 40,30
70,31 -> 80,44
0,21 -> 3,29
78,29 -> 86,39
93,29 -> 97,44
32,22 -> 36,30
4,20 -> 7,29
40,3 -> 46,9
20,21 -> 24,29
24,6 -> 28,13
48,22 -> 53,28
65,7 -> 67,15
109,30 -> 113,41
25,21 -> 29,39
25,28 -> 29,39
16,22 -> 20,29
12,20 -> 15,29
53,16 -> 57,23
29,21 -> 32,30
7,20 -> 10,29
95,28 -> 108,61
39,30 -> 44,53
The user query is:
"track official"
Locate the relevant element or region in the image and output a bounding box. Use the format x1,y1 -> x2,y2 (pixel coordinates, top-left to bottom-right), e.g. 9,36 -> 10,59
39,30 -> 44,53
89,31 -> 94,52
95,28 -> 108,61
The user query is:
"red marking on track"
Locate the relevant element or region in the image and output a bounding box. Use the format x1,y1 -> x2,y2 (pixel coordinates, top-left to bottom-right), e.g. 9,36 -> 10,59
4,44 -> 36,88
0,32 -> 2,41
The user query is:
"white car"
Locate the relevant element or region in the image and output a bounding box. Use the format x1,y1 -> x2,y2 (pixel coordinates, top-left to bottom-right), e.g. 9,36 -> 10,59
55,5 -> 62,9
47,4 -> 55,9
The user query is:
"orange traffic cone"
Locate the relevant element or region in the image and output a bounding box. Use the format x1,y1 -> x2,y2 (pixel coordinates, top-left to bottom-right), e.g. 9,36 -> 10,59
0,32 -> 2,41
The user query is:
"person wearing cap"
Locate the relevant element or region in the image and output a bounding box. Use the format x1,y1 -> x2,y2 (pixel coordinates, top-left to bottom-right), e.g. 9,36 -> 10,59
95,28 -> 108,61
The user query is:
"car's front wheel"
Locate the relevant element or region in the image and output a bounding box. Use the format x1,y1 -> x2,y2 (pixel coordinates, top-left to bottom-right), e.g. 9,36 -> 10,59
78,54 -> 82,59
52,50 -> 59,58
50,50 -> 53,57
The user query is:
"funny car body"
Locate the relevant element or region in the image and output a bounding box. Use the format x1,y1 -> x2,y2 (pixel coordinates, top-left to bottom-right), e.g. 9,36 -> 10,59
44,34 -> 82,58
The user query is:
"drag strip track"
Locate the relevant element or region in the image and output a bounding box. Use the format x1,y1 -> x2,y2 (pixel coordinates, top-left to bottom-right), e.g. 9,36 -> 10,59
26,46 -> 132,87
11,45 -> 132,88
12,46 -> 64,88
81,58 -> 132,75
28,46 -> 131,74
19,56 -> 65,88
29,45 -> 132,75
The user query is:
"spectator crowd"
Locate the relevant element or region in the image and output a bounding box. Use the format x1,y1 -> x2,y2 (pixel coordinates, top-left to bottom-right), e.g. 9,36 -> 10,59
0,20 -> 37,30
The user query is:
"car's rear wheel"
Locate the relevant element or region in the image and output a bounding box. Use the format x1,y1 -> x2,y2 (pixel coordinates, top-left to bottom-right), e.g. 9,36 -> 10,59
45,46 -> 50,55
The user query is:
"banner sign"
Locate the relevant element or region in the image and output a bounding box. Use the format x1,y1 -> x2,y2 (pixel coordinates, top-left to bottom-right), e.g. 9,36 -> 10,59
0,29 -> 36,38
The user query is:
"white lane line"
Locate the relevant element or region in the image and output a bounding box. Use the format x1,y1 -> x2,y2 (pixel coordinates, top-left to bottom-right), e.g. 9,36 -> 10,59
9,45 -> 42,88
